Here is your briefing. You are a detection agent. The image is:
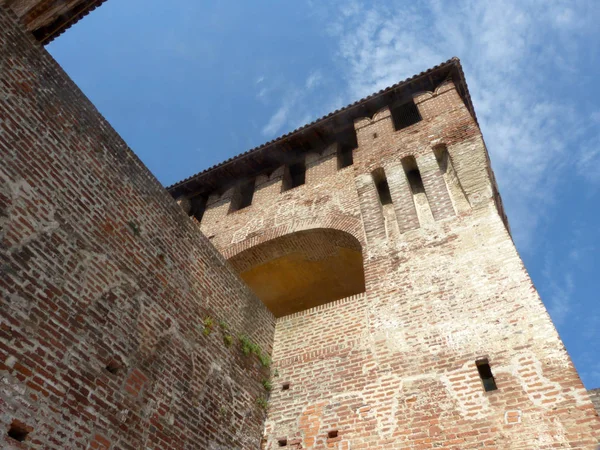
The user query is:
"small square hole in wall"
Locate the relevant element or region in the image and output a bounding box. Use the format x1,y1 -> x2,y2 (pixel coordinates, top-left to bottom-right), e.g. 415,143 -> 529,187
373,132 -> 378,139
282,382 -> 290,391
105,360 -> 121,374
278,438 -> 288,447
328,430 -> 338,438
7,419 -> 31,442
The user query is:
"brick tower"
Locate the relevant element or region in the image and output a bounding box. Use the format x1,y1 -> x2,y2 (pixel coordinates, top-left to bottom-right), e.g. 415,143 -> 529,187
1,1 -> 599,447
168,59 -> 600,448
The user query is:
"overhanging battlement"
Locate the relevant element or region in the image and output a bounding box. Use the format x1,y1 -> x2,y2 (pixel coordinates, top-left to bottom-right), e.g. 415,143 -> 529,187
168,58 -> 477,199
1,0 -> 108,44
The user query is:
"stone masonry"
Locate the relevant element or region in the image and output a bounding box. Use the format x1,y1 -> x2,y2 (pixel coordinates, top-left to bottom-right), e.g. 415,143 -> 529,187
0,1 -> 599,449
590,389 -> 600,416
170,57 -> 600,450
0,6 -> 274,449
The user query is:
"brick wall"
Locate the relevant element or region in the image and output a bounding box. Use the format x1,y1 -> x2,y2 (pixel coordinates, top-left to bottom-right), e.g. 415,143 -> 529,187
197,78 -> 600,446
0,6 -> 274,449
590,389 -> 600,415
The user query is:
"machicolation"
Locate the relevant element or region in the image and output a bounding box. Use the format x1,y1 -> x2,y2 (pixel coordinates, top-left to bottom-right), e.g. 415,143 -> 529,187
1,1 -> 599,449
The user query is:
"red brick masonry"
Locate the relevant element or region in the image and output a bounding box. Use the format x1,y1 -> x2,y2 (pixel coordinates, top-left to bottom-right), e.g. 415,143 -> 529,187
0,6 -> 273,449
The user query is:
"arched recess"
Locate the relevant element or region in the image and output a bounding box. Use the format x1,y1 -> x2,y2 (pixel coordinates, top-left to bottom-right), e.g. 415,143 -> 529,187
228,228 -> 366,318
220,213 -> 365,260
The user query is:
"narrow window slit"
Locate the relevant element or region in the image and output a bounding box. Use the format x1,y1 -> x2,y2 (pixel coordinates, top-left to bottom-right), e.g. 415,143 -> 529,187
402,156 -> 434,225
372,168 -> 392,205
402,157 -> 425,196
433,144 -> 469,213
338,146 -> 354,169
476,358 -> 498,392
433,144 -> 449,172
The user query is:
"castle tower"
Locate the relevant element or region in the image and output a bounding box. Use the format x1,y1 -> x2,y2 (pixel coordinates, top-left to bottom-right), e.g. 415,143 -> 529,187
1,2 -> 599,446
168,59 -> 600,448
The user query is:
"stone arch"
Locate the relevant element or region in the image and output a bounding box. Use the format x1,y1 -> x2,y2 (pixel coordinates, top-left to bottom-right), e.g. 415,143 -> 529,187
221,214 -> 365,260
227,228 -> 366,317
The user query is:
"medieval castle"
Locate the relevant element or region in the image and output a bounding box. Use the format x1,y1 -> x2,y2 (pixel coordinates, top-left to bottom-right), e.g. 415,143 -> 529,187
1,1 -> 599,449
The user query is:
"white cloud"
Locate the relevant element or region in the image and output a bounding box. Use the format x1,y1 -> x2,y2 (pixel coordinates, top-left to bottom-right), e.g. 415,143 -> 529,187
260,70 -> 330,137
262,103 -> 291,137
257,87 -> 269,99
305,71 -> 322,90
577,139 -> 600,184
259,1 -> 600,250
323,0 -> 600,251
544,266 -> 575,326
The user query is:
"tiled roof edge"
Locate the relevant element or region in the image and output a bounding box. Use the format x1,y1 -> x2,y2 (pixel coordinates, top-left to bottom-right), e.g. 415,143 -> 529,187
167,57 -> 474,191
40,0 -> 109,45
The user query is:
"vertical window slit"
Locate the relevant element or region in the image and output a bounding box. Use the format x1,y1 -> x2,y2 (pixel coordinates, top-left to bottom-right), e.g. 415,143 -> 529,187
433,144 -> 469,213
372,168 -> 392,205
402,156 -> 425,196
402,156 -> 434,225
338,145 -> 354,169
476,358 -> 498,392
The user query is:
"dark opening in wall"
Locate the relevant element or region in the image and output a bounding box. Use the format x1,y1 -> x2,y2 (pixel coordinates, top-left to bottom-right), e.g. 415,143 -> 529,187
372,168 -> 392,205
190,195 -> 207,223
231,180 -> 255,212
7,420 -> 30,442
338,145 -> 354,169
402,156 -> 425,195
105,360 -> 121,375
433,144 -> 449,171
282,382 -> 290,391
283,162 -> 306,191
328,430 -> 339,438
433,143 -> 469,214
476,358 -> 498,392
278,438 -> 288,447
391,100 -> 422,131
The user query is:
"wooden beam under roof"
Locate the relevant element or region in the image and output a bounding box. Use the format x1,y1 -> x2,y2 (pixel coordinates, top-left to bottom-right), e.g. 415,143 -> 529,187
167,58 -> 478,200
1,0 -> 108,44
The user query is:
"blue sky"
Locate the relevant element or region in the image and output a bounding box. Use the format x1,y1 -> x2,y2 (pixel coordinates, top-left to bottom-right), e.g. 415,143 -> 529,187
48,0 -> 600,388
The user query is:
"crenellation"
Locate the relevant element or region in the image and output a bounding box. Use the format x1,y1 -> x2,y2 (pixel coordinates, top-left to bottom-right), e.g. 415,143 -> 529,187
355,172 -> 387,246
171,57 -> 599,448
415,150 -> 455,221
386,162 -> 420,233
305,145 -> 338,185
434,143 -> 472,214
353,107 -> 395,149
2,4 -> 599,447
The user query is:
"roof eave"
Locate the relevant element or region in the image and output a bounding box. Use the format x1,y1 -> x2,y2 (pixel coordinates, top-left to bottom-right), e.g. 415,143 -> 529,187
167,57 -> 477,197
